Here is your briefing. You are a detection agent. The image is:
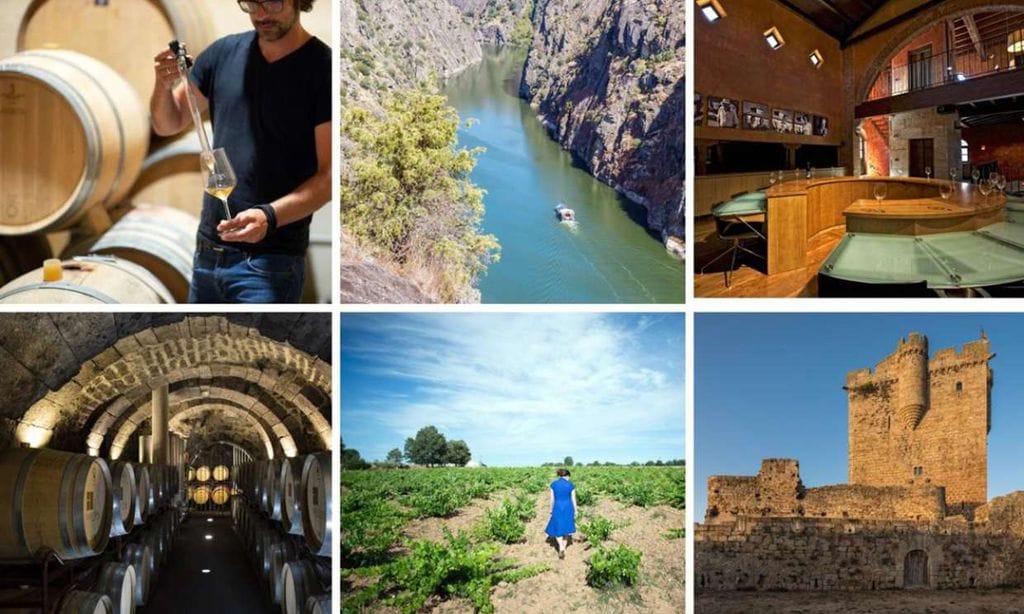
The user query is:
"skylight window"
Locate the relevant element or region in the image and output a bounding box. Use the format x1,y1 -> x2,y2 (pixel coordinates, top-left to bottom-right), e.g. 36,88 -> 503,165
697,0 -> 726,22
764,27 -> 785,50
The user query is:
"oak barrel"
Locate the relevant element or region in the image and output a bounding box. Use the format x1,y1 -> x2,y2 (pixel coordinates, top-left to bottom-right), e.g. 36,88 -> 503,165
282,560 -> 321,614
0,235 -> 53,287
0,448 -> 112,560
17,0 -> 215,108
279,456 -> 306,535
0,50 -> 149,234
65,203 -> 198,303
130,125 -> 209,219
121,543 -> 152,606
212,465 -> 230,482
192,485 -> 211,505
0,256 -> 175,304
58,590 -> 114,614
211,485 -> 231,506
269,541 -> 298,604
306,595 -> 332,614
196,465 -> 211,482
109,461 -> 136,537
300,452 -> 331,557
134,464 -> 151,524
264,459 -> 283,520
96,561 -> 136,614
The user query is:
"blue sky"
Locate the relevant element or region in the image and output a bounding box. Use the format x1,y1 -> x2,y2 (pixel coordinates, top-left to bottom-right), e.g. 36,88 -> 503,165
341,313 -> 684,466
696,313 -> 1024,521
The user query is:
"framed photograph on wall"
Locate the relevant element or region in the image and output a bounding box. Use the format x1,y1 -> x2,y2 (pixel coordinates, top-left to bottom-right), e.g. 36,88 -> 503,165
772,108 -> 793,133
794,112 -> 813,135
813,115 -> 830,136
742,101 -> 770,131
707,96 -> 739,129
695,92 -> 704,126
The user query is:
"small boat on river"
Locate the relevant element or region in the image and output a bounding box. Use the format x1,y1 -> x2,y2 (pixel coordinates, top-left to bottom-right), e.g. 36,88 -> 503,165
555,203 -> 575,222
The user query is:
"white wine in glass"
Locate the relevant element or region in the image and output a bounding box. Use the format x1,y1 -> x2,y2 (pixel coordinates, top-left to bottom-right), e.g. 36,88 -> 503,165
201,148 -> 237,220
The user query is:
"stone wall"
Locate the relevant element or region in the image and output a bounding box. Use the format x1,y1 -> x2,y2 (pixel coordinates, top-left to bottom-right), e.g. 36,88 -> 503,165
846,334 -> 991,515
696,516 -> 1024,591
706,459 -> 946,524
888,108 -> 961,177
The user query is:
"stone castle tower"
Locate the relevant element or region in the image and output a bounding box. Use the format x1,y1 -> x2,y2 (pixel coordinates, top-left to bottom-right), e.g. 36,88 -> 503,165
846,333 -> 994,515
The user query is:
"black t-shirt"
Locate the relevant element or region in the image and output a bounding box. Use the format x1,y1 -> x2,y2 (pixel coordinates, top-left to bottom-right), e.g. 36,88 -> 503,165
190,32 -> 331,255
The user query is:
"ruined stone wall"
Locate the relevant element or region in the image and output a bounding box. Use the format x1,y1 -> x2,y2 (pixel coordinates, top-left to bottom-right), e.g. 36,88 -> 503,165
706,459 -> 945,524
695,516 -> 1024,591
847,334 -> 992,514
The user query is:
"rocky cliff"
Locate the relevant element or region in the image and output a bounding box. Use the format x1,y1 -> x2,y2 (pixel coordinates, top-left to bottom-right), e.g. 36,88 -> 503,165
520,0 -> 684,242
340,0 -> 483,111
449,0 -> 533,46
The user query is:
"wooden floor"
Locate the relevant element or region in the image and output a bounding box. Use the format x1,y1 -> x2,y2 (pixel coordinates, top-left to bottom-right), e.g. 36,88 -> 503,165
693,217 -> 845,298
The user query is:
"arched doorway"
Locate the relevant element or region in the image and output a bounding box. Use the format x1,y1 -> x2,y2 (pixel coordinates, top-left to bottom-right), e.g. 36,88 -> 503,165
903,549 -> 929,588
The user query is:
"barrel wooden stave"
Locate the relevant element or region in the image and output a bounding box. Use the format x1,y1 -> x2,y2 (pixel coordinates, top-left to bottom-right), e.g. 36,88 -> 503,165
0,256 -> 174,304
300,453 -> 331,557
59,590 -> 114,614
0,50 -> 149,234
282,560 -> 321,614
96,561 -> 136,614
0,448 -> 112,560
280,457 -> 306,535
121,543 -> 152,606
109,461 -> 136,537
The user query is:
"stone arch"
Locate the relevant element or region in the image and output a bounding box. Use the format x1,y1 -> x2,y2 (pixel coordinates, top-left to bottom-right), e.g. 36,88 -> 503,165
4,314 -> 331,454
855,2 -> 1024,104
902,548 -> 930,587
169,404 -> 273,460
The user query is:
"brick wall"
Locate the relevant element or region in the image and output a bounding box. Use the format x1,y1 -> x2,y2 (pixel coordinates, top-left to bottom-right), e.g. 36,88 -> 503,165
963,123 -> 1024,181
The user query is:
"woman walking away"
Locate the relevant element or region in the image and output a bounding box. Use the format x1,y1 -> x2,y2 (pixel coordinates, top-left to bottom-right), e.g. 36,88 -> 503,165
545,468 -> 577,559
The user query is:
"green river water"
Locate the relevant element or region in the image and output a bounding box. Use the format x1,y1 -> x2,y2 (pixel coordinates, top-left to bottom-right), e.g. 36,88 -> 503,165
443,50 -> 684,303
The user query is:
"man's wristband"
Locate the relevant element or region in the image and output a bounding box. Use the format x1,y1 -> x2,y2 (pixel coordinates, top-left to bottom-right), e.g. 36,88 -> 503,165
254,204 -> 277,236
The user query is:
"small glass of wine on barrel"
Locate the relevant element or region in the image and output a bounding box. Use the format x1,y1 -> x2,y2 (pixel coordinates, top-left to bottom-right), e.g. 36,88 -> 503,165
201,148 -> 236,220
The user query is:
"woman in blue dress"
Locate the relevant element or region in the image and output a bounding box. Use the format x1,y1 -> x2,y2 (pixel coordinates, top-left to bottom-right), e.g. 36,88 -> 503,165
544,468 -> 577,559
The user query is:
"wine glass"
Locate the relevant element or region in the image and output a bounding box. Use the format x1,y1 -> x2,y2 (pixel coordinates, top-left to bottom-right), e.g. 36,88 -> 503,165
768,171 -> 777,187
995,173 -> 1007,194
949,167 -> 958,182
939,181 -> 953,200
972,168 -> 980,184
925,166 -> 932,180
200,148 -> 237,220
979,177 -> 993,202
874,182 -> 887,201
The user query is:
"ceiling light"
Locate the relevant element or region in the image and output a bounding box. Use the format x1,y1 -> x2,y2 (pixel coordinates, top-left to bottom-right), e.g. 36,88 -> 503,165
809,49 -> 823,68
697,0 -> 725,22
764,27 -> 785,50
201,569 -> 211,574
207,518 -> 213,523
205,534 -> 213,540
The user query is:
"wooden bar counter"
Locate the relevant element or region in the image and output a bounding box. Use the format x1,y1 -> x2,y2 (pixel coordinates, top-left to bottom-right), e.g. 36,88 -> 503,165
764,176 -> 1007,274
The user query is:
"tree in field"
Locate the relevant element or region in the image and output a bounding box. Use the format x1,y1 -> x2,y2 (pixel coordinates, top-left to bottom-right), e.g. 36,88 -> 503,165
445,440 -> 471,466
342,446 -> 369,470
386,448 -> 403,465
404,426 -> 449,466
564,456 -> 574,467
341,89 -> 500,302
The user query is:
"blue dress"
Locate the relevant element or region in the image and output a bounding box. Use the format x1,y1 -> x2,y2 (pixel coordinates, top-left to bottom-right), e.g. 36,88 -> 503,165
544,478 -> 576,537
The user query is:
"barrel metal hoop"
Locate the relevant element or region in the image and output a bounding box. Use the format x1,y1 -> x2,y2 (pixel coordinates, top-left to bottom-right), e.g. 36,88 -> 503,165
21,50 -> 129,207
0,281 -> 118,303
73,255 -> 176,304
0,61 -> 101,231
11,449 -> 43,555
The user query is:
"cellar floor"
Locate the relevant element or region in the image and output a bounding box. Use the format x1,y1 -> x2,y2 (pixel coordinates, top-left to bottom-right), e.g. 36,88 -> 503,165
144,515 -> 275,614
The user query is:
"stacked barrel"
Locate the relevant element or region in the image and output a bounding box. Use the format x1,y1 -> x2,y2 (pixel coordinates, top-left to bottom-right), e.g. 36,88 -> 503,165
187,463 -> 232,512
0,0 -> 333,303
233,453 -> 333,614
0,448 -> 183,613
0,1 -> 218,304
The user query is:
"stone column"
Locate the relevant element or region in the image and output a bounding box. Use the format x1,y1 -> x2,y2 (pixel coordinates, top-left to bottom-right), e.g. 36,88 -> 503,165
151,384 -> 169,465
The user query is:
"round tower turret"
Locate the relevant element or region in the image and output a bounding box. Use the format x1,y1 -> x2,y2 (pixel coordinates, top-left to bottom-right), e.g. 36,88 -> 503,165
896,333 -> 928,429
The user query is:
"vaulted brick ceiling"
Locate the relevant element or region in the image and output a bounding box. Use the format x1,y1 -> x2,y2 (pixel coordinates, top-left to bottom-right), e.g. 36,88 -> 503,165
0,314 -> 332,460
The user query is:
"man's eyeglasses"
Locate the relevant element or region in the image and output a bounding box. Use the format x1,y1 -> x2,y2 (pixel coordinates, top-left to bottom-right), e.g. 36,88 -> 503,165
238,0 -> 284,14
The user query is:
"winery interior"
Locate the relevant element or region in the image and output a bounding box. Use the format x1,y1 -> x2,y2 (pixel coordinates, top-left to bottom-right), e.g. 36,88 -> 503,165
0,313 -> 333,613
694,0 -> 1024,298
0,1 -> 332,303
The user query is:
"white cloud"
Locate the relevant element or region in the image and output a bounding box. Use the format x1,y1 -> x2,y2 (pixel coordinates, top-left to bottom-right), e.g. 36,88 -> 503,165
342,314 -> 684,464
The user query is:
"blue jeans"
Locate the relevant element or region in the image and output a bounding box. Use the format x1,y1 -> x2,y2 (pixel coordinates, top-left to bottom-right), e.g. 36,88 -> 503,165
188,238 -> 304,303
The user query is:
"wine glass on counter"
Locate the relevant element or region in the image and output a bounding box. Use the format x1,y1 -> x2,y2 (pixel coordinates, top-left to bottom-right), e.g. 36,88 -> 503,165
949,167 -> 958,183
768,170 -> 777,187
201,148 -> 237,220
874,182 -> 888,202
972,168 -> 981,184
995,173 -> 1007,195
925,166 -> 932,180
979,177 -> 993,202
939,180 -> 953,200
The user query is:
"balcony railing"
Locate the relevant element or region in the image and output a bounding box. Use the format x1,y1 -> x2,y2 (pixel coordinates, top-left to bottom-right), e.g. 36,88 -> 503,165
867,29 -> 1024,101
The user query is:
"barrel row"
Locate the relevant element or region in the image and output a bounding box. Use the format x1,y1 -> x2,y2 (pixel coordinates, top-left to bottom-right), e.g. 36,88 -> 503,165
0,448 -> 180,561
233,453 -> 332,557
187,464 -> 231,483
232,503 -> 331,614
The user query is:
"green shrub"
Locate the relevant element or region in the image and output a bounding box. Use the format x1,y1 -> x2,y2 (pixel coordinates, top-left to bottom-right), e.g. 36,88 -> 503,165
578,514 -> 614,547
585,544 -> 642,588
